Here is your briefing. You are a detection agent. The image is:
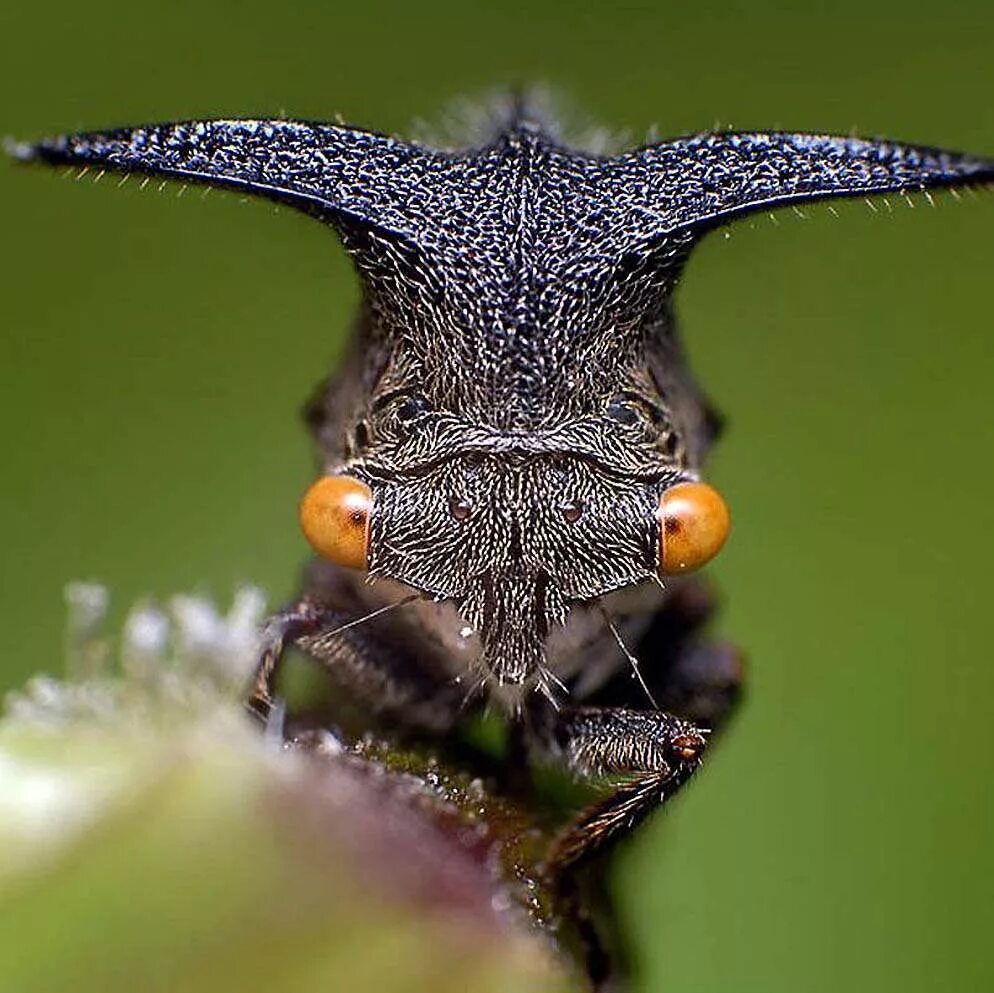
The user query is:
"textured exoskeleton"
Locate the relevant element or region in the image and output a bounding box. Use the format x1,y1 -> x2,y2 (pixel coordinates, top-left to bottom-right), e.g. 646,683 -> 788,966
13,98 -> 993,887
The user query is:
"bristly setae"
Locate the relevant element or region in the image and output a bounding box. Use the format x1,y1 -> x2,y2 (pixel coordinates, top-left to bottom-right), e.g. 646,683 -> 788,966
11,97 -> 993,902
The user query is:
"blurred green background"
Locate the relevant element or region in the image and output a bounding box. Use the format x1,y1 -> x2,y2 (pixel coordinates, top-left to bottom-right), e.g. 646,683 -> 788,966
1,1 -> 992,990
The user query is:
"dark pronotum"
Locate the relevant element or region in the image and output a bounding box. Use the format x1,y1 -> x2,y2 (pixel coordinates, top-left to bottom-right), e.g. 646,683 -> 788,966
11,95 -> 993,984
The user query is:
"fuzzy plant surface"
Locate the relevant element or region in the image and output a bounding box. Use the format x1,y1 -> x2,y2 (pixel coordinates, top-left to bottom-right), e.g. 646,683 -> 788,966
0,585 -> 578,993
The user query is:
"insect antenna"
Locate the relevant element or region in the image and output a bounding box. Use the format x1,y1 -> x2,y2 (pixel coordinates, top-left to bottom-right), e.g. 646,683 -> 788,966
598,605 -> 659,709
647,573 -> 667,595
319,591 -> 423,641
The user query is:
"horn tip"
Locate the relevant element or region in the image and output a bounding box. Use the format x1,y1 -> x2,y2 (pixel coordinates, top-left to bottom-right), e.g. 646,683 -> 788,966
3,135 -> 69,165
4,136 -> 40,163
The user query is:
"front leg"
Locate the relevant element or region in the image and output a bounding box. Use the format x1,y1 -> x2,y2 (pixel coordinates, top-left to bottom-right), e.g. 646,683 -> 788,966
247,567 -> 467,734
538,706 -> 707,874
247,598 -> 325,722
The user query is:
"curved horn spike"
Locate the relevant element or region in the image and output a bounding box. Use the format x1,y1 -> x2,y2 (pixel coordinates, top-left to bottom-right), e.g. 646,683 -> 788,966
7,119 -> 440,237
607,131 -> 994,236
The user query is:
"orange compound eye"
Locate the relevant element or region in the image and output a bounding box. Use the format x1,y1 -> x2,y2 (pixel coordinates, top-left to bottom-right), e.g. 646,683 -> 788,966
656,482 -> 730,575
298,475 -> 373,571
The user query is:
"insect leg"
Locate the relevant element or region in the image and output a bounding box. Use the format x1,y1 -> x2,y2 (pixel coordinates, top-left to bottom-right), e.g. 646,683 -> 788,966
247,566 -> 465,733
247,597 -> 326,721
535,706 -> 707,874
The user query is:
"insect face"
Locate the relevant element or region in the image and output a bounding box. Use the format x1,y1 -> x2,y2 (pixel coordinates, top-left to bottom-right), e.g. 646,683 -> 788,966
300,442 -> 730,686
